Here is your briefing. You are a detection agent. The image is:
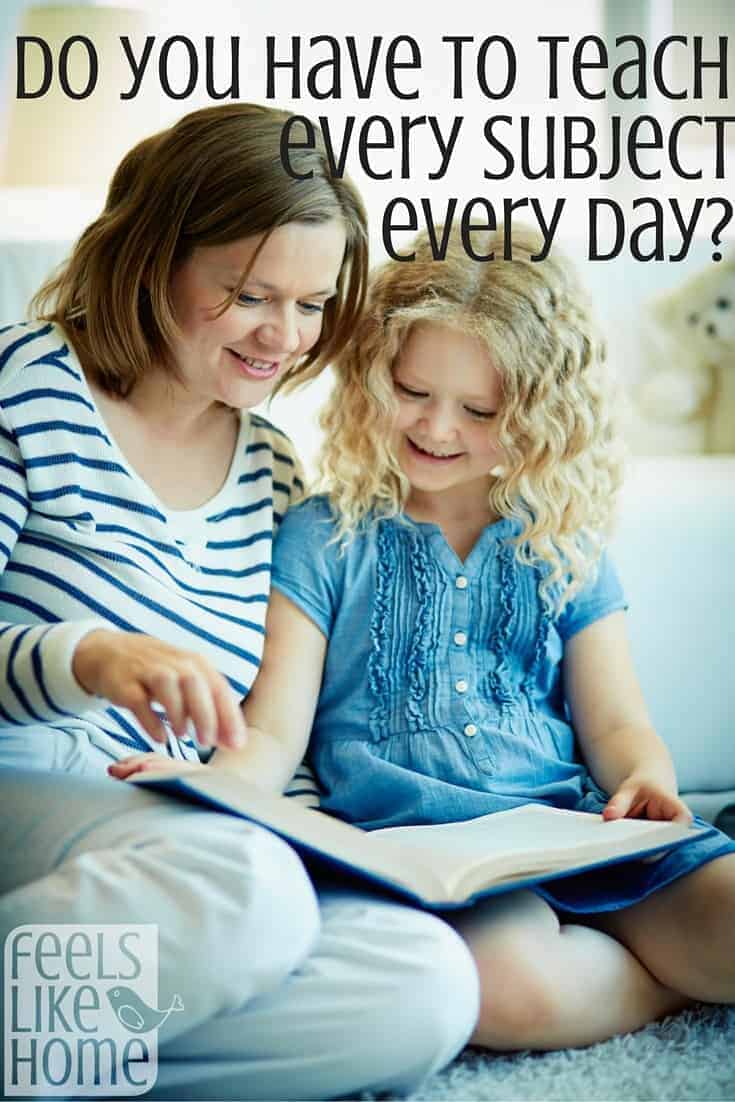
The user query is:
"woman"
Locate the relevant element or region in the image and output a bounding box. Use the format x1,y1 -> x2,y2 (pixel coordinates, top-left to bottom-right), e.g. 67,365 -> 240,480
0,103 -> 478,1099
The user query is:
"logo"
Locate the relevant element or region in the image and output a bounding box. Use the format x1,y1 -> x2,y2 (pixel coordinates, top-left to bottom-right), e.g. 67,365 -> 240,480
4,925 -> 183,1097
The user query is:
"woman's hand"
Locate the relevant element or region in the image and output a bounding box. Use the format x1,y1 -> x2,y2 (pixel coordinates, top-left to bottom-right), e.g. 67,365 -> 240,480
108,753 -> 206,781
603,773 -> 693,824
73,629 -> 247,749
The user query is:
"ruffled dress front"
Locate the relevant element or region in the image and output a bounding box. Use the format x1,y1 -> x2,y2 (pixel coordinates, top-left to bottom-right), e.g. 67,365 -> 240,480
272,496 -> 734,912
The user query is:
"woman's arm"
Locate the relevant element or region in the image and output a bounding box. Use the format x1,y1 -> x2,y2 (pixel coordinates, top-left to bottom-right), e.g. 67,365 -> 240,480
564,611 -> 691,822
210,590 -> 328,792
0,405 -> 107,723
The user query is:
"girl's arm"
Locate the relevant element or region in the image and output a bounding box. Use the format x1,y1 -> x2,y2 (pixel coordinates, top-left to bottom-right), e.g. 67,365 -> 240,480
210,590 -> 328,792
564,611 -> 692,823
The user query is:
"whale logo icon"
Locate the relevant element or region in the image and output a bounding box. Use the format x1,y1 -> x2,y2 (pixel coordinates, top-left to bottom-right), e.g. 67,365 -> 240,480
107,986 -> 184,1033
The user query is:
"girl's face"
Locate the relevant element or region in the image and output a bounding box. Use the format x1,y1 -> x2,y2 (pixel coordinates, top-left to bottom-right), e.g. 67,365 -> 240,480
167,219 -> 346,409
392,323 -> 504,506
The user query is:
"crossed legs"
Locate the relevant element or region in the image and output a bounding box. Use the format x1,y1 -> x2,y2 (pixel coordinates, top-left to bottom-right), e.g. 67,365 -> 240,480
452,853 -> 735,1051
0,770 -> 479,1099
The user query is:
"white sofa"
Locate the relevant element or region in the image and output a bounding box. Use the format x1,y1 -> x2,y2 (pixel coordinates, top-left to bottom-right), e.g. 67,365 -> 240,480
612,456 -> 735,825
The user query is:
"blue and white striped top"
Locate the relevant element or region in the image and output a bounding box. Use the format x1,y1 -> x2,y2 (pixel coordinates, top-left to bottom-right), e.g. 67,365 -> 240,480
0,320 -> 307,768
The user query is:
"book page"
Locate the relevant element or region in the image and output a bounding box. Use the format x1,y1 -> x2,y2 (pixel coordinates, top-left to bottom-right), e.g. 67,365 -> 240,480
140,777 -> 702,904
372,804 -> 699,899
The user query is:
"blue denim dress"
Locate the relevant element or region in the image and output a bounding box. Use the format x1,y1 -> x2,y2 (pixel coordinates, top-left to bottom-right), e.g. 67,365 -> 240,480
272,496 -> 734,913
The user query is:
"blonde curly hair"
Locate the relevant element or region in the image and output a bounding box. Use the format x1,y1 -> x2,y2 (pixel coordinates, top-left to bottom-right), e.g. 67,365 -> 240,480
317,224 -> 624,610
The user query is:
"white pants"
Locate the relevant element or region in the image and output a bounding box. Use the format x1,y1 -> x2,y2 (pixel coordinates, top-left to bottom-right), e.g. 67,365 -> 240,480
0,767 -> 479,1100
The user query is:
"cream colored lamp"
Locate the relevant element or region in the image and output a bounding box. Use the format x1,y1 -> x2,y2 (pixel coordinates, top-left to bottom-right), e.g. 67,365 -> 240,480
1,4 -> 155,195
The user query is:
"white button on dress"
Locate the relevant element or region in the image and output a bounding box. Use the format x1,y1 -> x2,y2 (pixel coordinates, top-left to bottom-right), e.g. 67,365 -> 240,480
455,679 -> 468,693
454,631 -> 467,646
463,724 -> 477,737
455,576 -> 468,590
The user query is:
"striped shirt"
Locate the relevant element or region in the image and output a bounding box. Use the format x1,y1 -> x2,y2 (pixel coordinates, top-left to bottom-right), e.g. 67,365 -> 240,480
0,321 -> 319,798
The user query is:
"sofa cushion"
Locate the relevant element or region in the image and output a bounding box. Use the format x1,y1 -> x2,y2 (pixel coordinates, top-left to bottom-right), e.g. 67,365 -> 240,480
611,457 -> 735,811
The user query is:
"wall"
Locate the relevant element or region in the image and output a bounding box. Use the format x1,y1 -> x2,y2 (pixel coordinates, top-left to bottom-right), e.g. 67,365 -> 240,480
0,0 -> 732,470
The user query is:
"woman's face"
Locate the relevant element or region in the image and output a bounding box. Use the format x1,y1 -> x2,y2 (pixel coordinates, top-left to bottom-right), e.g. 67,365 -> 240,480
167,220 -> 347,409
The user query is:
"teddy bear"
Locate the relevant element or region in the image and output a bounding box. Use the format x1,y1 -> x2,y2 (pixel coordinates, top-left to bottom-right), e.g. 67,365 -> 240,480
635,252 -> 735,454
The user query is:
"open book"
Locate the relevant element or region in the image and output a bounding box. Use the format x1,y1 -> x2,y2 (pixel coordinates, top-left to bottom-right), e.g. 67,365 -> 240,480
133,771 -> 709,909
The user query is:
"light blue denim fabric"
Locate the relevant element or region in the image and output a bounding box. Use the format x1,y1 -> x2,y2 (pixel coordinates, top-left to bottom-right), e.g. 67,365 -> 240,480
272,496 -> 625,831
272,496 -> 735,913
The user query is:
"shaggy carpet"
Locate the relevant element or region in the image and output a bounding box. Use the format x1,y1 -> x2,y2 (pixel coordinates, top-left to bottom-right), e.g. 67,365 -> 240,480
406,1005 -> 735,1101
404,809 -> 735,1102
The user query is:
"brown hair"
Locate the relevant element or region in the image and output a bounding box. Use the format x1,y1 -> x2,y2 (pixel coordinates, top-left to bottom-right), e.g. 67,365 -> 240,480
31,103 -> 368,397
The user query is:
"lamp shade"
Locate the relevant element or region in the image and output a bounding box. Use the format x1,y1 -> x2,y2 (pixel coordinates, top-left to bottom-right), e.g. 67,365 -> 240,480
1,4 -> 155,193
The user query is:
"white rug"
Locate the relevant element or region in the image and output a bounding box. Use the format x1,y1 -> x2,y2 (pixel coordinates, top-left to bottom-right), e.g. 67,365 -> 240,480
407,1005 -> 735,1101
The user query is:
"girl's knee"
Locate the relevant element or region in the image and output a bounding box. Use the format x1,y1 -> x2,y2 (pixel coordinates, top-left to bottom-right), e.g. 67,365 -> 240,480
468,924 -> 566,1049
475,962 -> 558,1048
605,854 -> 735,1001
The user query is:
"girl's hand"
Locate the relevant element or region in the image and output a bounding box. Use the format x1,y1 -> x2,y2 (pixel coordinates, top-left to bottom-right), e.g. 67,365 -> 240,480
603,774 -> 693,824
108,753 -> 207,781
73,629 -> 248,749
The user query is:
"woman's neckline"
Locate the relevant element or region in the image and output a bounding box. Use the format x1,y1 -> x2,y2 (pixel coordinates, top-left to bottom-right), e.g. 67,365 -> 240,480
70,335 -> 249,519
